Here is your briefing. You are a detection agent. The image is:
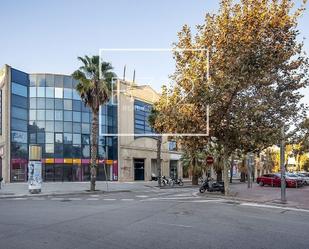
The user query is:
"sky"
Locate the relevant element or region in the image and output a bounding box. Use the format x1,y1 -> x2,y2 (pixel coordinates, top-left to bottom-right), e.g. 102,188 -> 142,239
0,0 -> 308,103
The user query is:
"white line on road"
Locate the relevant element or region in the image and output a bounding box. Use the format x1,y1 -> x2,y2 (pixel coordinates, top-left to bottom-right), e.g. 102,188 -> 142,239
156,222 -> 192,228
135,195 -> 149,198
121,199 -> 134,201
51,198 -> 64,201
240,202 -> 309,213
103,198 -> 116,201
86,198 -> 99,201
12,198 -> 28,200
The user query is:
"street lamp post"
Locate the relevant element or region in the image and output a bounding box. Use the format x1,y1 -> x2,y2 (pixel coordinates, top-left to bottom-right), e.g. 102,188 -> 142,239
280,127 -> 287,203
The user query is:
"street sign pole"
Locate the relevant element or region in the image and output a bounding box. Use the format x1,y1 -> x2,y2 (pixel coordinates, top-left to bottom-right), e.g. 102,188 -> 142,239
280,127 -> 286,203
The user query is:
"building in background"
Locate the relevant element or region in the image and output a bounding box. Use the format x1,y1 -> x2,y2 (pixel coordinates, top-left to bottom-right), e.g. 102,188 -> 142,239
0,65 -> 182,183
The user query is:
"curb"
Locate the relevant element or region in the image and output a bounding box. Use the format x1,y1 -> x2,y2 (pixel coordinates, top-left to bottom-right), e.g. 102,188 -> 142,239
0,189 -> 131,199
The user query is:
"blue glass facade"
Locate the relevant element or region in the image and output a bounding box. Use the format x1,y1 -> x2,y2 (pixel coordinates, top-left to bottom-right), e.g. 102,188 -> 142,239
10,69 -> 118,182
134,100 -> 154,135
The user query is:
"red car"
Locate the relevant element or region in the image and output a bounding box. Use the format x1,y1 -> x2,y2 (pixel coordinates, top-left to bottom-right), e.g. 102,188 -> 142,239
257,174 -> 300,188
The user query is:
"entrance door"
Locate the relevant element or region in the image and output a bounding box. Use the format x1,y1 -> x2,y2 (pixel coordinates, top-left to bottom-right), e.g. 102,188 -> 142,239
134,159 -> 145,181
170,160 -> 178,179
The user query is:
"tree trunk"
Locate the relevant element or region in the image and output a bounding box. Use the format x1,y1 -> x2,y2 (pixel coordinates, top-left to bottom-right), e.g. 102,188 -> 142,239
223,153 -> 230,196
157,136 -> 162,187
216,170 -> 222,182
192,156 -> 199,185
246,153 -> 251,188
230,154 -> 234,183
90,110 -> 99,191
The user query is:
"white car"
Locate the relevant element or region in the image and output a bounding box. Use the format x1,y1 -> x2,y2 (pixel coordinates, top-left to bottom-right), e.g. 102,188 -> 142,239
296,173 -> 309,185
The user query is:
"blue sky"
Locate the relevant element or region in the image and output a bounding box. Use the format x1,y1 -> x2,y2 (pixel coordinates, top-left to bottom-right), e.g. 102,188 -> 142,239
0,0 -> 308,103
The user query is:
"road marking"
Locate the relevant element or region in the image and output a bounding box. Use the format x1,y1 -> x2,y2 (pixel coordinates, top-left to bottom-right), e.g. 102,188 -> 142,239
86,198 -> 99,201
90,195 -> 100,197
12,198 -> 28,200
51,198 -> 64,201
239,202 -> 309,213
136,195 -> 149,198
103,198 -> 116,201
179,199 -> 226,203
156,222 -> 192,228
121,199 -> 134,201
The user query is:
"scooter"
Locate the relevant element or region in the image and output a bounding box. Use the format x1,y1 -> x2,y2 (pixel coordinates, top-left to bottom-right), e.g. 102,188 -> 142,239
173,178 -> 184,186
199,179 -> 225,194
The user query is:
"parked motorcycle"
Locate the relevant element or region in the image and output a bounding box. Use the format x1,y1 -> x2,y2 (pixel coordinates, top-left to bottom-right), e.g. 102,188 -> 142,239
199,179 -> 225,194
173,178 -> 184,186
159,176 -> 174,187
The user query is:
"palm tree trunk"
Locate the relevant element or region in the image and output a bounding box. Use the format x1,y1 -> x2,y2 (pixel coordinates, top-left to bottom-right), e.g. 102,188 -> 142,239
157,136 -> 162,187
90,110 -> 99,191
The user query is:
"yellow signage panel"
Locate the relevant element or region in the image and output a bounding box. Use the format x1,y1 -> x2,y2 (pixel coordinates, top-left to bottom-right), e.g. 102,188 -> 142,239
45,158 -> 54,164
64,158 -> 73,164
106,160 -> 113,165
72,159 -> 81,164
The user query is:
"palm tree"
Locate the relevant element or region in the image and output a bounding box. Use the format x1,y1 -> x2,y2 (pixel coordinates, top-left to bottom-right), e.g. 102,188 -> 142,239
72,55 -> 116,191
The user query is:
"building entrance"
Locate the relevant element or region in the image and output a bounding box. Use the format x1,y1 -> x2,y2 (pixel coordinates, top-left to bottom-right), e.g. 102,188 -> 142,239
134,158 -> 145,181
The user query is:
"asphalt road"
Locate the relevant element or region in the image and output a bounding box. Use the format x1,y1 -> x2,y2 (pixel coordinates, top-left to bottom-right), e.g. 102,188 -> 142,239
0,188 -> 308,249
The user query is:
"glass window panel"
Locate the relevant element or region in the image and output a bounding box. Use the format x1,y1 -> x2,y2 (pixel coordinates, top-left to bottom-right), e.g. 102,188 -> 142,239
55,99 -> 63,109
55,133 -> 63,143
29,87 -> 36,97
64,122 -> 72,133
36,121 -> 45,130
98,146 -> 105,158
29,133 -> 36,143
29,75 -> 36,87
46,87 -> 54,98
82,145 -> 90,158
55,88 -> 63,98
72,144 -> 81,158
29,110 -> 36,120
82,112 -> 90,123
55,121 -> 63,132
37,110 -> 45,120
98,137 -> 105,146
36,75 -> 46,87
11,130 -> 28,143
11,118 -> 27,131
64,111 -> 72,121
45,144 -> 54,154
63,144 -> 72,157
12,82 -> 27,97
82,123 -> 90,134
81,134 -> 90,144
45,133 -> 54,143
64,76 -> 72,88
46,110 -> 54,121
37,132 -> 45,143
72,79 -> 78,88
73,100 -> 81,111
64,99 -> 72,110
72,90 -> 80,100
37,98 -> 45,109
73,134 -> 81,144
45,121 -> 54,132
12,107 -> 27,120
45,75 -> 54,87
30,98 -> 36,109
12,94 -> 27,108
55,144 -> 63,157
73,122 -> 81,133
63,88 -> 72,99
46,98 -> 54,109
55,110 -> 63,121
11,143 -> 28,159
37,87 -> 45,97
63,133 -> 72,144
73,112 -> 81,122
82,105 -> 90,113
55,75 -> 64,88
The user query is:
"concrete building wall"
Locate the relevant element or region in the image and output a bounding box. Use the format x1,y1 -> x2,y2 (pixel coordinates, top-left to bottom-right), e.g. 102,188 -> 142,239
117,80 -> 182,181
0,65 -> 11,183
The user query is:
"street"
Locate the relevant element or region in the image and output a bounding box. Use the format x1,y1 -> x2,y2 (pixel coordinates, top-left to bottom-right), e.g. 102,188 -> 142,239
0,188 -> 308,249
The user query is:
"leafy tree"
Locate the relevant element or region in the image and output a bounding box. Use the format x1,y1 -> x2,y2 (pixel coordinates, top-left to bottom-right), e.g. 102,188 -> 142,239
73,55 -> 116,191
153,0 -> 308,195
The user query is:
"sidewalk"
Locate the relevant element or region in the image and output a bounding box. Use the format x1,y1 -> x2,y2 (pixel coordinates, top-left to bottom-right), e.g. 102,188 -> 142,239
229,182 -> 309,209
0,181 -> 158,199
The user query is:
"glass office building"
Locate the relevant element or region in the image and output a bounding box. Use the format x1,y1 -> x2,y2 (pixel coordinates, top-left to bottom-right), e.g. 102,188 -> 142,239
8,67 -> 118,182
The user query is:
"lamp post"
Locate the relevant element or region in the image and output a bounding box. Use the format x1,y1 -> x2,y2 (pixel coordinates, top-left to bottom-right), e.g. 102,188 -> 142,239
280,127 -> 286,203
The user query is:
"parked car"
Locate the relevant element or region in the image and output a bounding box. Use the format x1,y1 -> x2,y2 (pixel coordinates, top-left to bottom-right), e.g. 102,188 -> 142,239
295,173 -> 309,185
257,173 -> 302,188
286,173 -> 304,187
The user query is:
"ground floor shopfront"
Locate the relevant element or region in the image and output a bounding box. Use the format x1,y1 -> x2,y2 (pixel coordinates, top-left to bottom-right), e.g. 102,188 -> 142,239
10,159 -> 118,182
